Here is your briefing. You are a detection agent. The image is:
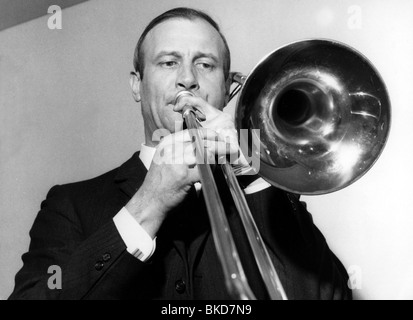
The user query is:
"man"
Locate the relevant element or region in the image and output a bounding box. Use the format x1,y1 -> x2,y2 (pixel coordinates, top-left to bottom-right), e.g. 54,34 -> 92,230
9,7 -> 351,300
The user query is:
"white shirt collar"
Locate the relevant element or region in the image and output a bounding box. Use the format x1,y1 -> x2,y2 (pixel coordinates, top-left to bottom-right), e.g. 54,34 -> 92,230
139,143 -> 156,170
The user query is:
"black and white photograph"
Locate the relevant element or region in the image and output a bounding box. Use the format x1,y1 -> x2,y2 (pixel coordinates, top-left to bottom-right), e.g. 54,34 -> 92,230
0,0 -> 412,304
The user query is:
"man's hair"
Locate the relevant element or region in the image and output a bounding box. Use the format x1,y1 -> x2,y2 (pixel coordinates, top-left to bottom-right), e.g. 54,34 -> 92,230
133,7 -> 231,80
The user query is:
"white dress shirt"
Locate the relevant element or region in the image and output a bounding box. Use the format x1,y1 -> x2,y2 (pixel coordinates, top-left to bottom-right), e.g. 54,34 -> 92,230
113,144 -> 271,262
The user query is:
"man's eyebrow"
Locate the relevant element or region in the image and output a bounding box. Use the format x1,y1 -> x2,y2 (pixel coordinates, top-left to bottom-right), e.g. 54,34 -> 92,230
154,51 -> 182,60
153,50 -> 221,64
193,52 -> 220,63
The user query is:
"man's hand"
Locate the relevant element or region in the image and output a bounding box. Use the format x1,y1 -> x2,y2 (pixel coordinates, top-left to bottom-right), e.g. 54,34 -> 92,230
126,96 -> 246,239
125,129 -> 198,238
174,95 -> 251,173
174,95 -> 240,160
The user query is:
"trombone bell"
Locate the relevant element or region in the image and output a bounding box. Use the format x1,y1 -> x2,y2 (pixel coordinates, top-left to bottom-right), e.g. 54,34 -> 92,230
235,39 -> 391,195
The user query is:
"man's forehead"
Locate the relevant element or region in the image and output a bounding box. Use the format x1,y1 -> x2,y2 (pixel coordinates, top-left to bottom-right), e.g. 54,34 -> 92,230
142,18 -> 225,57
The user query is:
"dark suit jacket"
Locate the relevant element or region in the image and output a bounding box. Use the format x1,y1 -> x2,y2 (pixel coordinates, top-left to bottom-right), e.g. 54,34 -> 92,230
9,152 -> 351,300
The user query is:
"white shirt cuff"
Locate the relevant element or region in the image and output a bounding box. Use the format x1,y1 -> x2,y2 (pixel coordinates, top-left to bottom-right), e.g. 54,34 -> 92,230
243,178 -> 271,194
113,207 -> 156,262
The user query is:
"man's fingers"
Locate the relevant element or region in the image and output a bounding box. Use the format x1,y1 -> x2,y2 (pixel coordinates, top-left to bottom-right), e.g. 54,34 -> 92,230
160,129 -> 192,144
204,139 -> 238,157
188,127 -> 225,142
153,141 -> 197,166
194,109 -> 207,121
155,125 -> 239,168
173,96 -> 221,119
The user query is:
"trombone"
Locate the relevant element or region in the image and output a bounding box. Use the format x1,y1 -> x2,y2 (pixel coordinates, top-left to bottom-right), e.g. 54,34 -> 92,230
176,39 -> 391,300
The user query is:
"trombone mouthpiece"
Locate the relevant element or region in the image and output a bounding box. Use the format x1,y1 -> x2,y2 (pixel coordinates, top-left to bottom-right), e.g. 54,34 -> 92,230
174,90 -> 194,104
174,91 -> 202,119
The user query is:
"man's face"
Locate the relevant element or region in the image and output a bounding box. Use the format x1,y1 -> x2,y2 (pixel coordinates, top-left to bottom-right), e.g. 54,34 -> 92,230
135,18 -> 228,142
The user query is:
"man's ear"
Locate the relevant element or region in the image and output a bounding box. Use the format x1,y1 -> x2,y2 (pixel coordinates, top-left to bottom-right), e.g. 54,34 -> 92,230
129,71 -> 141,102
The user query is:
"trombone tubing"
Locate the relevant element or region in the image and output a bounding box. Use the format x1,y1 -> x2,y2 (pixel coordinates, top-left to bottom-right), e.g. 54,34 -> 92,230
182,106 -> 255,300
181,99 -> 287,300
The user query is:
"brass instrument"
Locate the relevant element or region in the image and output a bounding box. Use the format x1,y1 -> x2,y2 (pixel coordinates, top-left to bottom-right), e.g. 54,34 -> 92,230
176,39 -> 391,300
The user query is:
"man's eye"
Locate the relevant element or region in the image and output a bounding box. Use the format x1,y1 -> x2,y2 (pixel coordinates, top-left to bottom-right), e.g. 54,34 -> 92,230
197,62 -> 214,70
160,61 -> 178,68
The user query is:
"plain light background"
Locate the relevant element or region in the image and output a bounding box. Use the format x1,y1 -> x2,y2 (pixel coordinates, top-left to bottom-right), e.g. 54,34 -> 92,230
1,0 -> 412,300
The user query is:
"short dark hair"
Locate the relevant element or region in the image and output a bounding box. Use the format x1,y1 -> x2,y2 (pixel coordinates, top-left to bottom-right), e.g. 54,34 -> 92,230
133,7 -> 231,80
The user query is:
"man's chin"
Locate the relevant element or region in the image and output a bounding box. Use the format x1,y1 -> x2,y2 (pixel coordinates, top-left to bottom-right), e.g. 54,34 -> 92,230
161,106 -> 185,132
165,118 -> 185,133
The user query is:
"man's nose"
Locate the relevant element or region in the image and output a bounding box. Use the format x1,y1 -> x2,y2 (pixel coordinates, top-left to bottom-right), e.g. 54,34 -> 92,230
176,65 -> 199,91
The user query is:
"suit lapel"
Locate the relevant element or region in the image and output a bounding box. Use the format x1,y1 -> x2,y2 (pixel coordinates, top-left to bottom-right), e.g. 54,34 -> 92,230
114,152 -> 148,198
96,151 -> 147,223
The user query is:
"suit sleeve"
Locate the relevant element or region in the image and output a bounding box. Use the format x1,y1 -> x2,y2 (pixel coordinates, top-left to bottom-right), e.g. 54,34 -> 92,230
9,185 -> 151,300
